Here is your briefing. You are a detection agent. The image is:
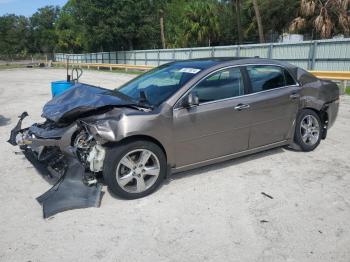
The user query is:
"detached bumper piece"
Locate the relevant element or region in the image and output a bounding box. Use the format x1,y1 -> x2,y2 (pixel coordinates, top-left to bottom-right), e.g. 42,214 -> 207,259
8,112 -> 103,219
7,112 -> 28,146
37,158 -> 103,219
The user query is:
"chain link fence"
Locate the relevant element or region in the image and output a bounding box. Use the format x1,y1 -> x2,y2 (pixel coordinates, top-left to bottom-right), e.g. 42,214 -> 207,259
0,54 -> 51,67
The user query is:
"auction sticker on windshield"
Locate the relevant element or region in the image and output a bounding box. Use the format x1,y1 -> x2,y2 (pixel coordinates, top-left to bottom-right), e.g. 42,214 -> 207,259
179,68 -> 201,74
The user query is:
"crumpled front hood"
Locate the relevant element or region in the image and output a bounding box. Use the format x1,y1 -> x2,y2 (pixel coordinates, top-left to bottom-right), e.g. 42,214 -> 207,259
42,83 -> 134,123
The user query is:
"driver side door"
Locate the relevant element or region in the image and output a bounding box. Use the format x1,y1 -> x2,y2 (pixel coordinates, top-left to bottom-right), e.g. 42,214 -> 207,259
173,67 -> 251,168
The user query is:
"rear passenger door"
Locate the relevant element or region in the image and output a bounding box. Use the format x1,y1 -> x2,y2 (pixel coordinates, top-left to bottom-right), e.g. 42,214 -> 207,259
245,65 -> 300,148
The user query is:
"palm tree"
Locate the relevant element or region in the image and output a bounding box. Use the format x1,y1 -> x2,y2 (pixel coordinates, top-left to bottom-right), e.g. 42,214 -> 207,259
252,0 -> 265,43
335,0 -> 350,37
290,0 -> 350,38
182,1 -> 220,47
232,0 -> 243,44
159,9 -> 166,49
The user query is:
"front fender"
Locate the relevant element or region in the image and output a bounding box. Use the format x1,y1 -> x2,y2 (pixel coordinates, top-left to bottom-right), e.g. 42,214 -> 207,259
80,108 -> 176,167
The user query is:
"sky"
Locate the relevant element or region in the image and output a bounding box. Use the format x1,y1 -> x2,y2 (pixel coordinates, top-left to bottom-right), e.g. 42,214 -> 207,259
0,0 -> 68,16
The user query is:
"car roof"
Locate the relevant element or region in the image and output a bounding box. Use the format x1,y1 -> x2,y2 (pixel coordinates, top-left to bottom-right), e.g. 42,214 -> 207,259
169,57 -> 296,70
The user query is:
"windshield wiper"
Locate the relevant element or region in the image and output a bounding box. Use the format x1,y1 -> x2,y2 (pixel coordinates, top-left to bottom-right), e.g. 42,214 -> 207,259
137,90 -> 153,109
139,90 -> 149,104
112,89 -> 134,101
125,103 -> 154,111
111,89 -> 154,110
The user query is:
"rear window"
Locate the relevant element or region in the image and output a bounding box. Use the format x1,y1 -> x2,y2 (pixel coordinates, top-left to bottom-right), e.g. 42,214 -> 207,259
247,65 -> 296,93
284,69 -> 297,86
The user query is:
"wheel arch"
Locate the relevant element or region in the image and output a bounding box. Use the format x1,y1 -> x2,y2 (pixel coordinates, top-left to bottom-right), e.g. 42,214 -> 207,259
300,106 -> 328,126
298,106 -> 329,139
105,135 -> 168,161
299,95 -> 329,127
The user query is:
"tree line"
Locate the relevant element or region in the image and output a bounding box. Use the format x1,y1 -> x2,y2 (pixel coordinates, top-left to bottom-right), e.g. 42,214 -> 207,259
0,0 -> 349,58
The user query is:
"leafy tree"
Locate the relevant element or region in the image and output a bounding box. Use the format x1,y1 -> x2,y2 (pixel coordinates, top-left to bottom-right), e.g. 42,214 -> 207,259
0,15 -> 30,58
30,6 -> 60,53
1,0 -> 347,56
217,1 -> 238,45
164,0 -> 236,47
242,0 -> 299,42
290,0 -> 350,38
55,2 -> 87,53
162,0 -> 188,47
252,0 -> 264,43
57,0 -> 161,51
182,0 -> 221,47
233,0 -> 243,44
260,0 -> 300,38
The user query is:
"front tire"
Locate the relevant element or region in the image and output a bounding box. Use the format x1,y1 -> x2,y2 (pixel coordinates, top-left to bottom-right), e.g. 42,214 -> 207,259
103,140 -> 167,199
294,109 -> 323,152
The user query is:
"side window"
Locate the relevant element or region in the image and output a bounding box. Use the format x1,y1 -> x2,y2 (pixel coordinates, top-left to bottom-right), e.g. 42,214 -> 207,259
192,67 -> 244,103
284,69 -> 297,86
246,65 -> 286,93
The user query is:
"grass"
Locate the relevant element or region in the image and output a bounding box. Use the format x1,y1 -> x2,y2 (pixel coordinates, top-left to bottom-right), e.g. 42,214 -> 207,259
346,86 -> 350,95
0,64 -> 26,70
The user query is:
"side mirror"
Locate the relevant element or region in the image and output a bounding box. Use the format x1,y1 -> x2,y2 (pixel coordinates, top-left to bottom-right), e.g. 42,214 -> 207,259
182,92 -> 199,108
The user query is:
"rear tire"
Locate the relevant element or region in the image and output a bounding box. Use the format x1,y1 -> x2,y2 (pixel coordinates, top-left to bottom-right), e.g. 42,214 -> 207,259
103,140 -> 166,199
294,109 -> 323,152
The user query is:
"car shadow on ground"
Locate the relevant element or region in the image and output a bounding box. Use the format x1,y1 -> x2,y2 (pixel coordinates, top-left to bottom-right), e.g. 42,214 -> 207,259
0,115 -> 11,127
107,146 -> 288,200
22,143 -> 288,201
166,146 -> 286,183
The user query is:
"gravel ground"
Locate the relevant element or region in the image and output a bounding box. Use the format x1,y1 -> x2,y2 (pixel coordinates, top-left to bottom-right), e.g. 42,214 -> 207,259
0,68 -> 349,262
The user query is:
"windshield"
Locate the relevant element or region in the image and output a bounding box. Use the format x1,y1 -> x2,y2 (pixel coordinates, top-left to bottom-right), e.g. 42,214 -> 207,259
117,64 -> 201,106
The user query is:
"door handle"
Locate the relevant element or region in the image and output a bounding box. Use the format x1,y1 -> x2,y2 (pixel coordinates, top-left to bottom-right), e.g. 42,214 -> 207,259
234,104 -> 250,111
290,93 -> 300,100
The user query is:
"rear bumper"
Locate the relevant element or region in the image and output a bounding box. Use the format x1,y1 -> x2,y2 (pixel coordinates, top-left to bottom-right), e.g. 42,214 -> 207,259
326,98 -> 339,129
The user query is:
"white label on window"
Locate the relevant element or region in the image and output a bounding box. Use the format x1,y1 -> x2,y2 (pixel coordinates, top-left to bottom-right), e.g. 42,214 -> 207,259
179,68 -> 201,74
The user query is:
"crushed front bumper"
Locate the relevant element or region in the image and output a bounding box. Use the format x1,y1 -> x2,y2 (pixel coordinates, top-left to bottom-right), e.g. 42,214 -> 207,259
8,112 -> 103,218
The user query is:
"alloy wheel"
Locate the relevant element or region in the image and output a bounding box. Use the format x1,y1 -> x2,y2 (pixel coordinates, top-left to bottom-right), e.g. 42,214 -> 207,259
300,115 -> 320,146
116,149 -> 160,193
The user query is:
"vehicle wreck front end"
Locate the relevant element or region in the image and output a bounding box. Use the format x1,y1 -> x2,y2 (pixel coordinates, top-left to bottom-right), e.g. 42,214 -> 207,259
7,83 -> 143,218
12,116 -> 107,177
8,115 -> 106,218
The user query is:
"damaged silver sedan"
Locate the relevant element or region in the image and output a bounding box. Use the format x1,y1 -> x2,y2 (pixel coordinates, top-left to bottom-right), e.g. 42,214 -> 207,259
8,58 -> 339,217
